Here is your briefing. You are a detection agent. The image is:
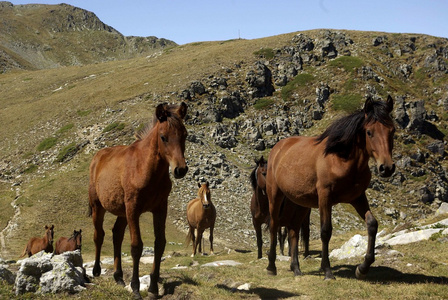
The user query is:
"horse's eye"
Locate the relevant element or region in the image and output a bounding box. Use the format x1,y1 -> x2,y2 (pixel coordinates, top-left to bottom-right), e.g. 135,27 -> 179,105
161,135 -> 167,143
367,130 -> 373,137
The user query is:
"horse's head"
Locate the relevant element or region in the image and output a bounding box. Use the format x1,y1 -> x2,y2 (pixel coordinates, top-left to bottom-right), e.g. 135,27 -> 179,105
364,95 -> 396,177
45,225 -> 54,245
73,229 -> 82,250
197,182 -> 212,209
156,102 -> 189,179
255,156 -> 268,189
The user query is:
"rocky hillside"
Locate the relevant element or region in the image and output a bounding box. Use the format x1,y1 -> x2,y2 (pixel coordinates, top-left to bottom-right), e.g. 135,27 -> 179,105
0,2 -> 176,72
0,4 -> 447,260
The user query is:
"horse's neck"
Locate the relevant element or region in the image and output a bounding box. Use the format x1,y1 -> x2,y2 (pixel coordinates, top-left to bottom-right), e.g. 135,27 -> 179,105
138,125 -> 169,170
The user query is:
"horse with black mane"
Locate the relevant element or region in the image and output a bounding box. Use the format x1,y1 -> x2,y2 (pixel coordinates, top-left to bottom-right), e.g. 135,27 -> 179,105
55,229 -> 82,254
266,96 -> 395,279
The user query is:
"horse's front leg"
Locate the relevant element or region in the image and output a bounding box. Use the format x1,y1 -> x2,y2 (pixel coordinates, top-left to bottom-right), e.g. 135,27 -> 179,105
112,216 -> 127,286
319,190 -> 334,280
126,208 -> 143,299
148,206 -> 167,298
351,193 -> 378,279
254,219 -> 263,259
301,209 -> 311,258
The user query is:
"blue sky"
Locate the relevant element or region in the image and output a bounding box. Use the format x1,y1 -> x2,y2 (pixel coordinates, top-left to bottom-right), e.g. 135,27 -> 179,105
8,0 -> 448,45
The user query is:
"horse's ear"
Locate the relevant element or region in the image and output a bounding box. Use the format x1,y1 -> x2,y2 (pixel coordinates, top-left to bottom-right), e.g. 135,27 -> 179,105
51,225 -> 54,230
177,102 -> 188,119
45,225 -> 48,229
364,97 -> 374,113
156,103 -> 168,122
197,182 -> 201,188
205,181 -> 209,187
79,229 -> 82,233
386,95 -> 394,113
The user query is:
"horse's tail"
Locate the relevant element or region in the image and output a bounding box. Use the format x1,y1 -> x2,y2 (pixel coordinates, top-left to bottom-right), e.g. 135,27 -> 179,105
19,244 -> 28,258
185,227 -> 193,248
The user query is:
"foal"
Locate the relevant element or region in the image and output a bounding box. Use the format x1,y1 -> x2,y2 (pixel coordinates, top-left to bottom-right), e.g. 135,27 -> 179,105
55,229 -> 82,254
186,182 -> 216,257
20,225 -> 54,257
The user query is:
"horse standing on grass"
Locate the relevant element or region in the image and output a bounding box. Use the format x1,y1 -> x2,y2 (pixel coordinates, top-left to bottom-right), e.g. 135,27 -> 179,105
88,102 -> 188,299
266,96 -> 395,279
250,156 -> 311,275
186,182 -> 216,257
55,229 -> 82,254
20,225 -> 54,257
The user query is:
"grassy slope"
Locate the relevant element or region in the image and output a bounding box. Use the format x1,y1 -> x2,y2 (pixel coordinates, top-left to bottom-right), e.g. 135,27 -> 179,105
1,30 -> 448,298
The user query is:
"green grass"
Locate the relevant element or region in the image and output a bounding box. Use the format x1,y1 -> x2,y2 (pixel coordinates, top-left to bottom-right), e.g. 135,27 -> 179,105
254,98 -> 274,110
102,122 -> 126,133
36,137 -> 58,151
56,123 -> 74,135
329,56 -> 364,72
56,143 -> 78,162
332,94 -> 363,113
253,48 -> 275,60
281,73 -> 314,100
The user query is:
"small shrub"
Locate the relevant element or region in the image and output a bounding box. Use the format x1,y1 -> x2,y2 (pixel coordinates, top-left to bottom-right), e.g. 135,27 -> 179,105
77,109 -> 92,117
23,164 -> 38,174
329,56 -> 363,72
332,94 -> 363,113
254,98 -> 274,110
37,137 -> 58,151
103,122 -> 125,133
56,123 -> 74,135
56,143 -> 78,163
281,73 -> 314,100
253,48 -> 275,60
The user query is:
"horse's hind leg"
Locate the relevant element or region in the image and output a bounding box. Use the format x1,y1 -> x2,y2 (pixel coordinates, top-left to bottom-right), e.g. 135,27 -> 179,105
254,220 -> 263,259
91,205 -> 106,277
301,209 -> 311,258
209,225 -> 214,255
318,189 -> 335,280
351,193 -> 377,279
266,189 -> 283,276
112,216 -> 127,286
288,227 -> 302,276
278,226 -> 287,256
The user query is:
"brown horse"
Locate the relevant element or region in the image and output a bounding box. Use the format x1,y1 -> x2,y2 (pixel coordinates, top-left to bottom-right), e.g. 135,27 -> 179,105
89,102 -> 188,299
55,229 -> 82,255
250,156 -> 311,275
20,225 -> 54,257
266,96 -> 395,279
186,182 -> 216,257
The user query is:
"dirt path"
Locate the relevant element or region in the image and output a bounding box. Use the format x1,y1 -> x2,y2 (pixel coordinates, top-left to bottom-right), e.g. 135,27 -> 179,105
0,184 -> 21,258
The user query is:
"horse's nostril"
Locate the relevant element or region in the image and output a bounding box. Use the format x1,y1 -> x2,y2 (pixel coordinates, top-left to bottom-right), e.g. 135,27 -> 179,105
174,166 -> 188,178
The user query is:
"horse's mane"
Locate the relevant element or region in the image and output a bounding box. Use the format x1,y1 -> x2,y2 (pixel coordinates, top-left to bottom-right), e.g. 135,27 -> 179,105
315,99 -> 393,159
250,166 -> 257,191
69,230 -> 81,241
250,157 -> 266,191
135,103 -> 184,140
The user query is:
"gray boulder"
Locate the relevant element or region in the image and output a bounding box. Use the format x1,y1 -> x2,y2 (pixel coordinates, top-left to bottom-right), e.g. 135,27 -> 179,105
15,250 -> 87,295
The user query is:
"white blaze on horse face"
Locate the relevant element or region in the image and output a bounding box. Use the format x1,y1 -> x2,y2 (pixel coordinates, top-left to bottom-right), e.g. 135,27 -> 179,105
203,192 -> 209,205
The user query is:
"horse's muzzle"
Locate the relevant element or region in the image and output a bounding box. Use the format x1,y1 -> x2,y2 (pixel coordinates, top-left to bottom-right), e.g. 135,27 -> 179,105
379,163 -> 395,177
203,204 -> 210,209
174,166 -> 188,179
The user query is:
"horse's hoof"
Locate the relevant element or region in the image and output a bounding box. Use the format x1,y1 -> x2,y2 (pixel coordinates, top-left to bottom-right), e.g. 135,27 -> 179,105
293,269 -> 303,276
190,254 -> 194,258
324,275 -> 336,280
132,290 -> 143,300
116,279 -> 125,286
355,266 -> 367,280
266,267 -> 277,276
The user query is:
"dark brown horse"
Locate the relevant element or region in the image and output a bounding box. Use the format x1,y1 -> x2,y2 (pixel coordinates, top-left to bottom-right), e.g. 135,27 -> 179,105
266,96 -> 395,279
186,182 -> 216,257
20,225 -> 54,257
250,156 -> 310,275
89,102 -> 188,299
55,229 -> 82,255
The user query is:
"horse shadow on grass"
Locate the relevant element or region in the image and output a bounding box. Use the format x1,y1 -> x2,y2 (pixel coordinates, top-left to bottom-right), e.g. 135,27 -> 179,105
309,264 -> 448,285
216,284 -> 300,299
